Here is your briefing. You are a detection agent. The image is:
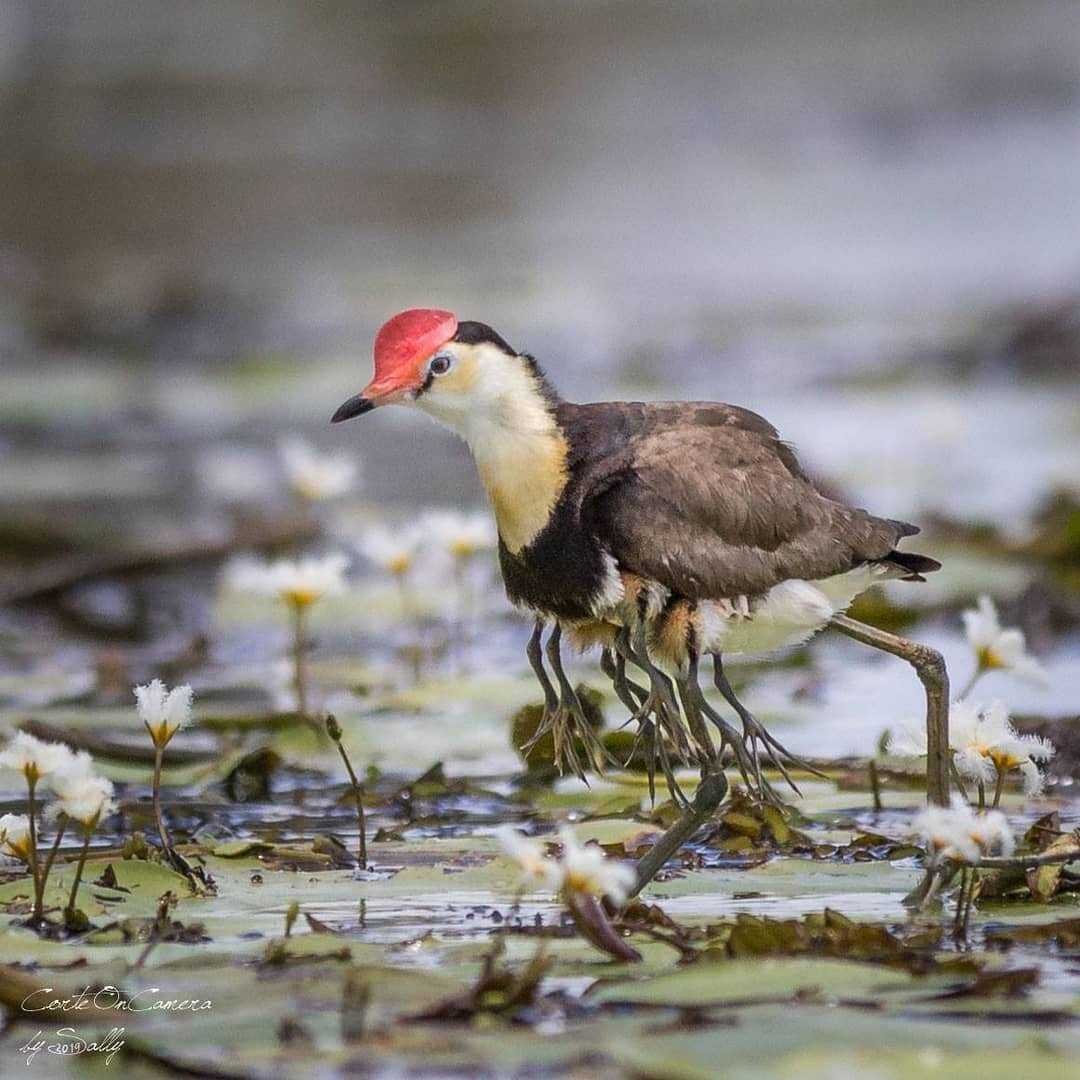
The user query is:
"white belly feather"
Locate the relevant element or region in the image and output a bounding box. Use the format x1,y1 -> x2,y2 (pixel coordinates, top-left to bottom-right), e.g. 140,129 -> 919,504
698,562 -> 895,657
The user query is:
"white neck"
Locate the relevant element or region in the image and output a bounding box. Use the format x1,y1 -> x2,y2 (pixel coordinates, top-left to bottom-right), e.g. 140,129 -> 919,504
415,343 -> 568,553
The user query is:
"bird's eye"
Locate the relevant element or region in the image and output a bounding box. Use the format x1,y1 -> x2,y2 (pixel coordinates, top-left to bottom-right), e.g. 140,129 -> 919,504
429,354 -> 453,376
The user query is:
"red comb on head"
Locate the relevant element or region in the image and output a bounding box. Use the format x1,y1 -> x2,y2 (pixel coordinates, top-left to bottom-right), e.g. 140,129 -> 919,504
373,309 -> 458,382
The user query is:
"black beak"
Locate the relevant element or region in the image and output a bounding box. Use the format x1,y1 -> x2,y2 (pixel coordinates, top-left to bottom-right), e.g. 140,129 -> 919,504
331,395 -> 374,423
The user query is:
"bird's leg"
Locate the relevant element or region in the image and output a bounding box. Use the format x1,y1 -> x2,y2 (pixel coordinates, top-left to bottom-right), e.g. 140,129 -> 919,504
600,646 -> 647,717
545,623 -> 615,778
712,654 -> 828,795
526,618 -> 559,714
614,626 -> 691,807
681,649 -> 776,800
830,614 -> 950,806
520,618 -> 561,758
672,654 -> 718,773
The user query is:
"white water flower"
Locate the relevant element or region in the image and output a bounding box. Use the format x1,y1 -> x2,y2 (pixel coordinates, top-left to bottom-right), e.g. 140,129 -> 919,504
557,828 -> 636,905
49,767 -> 116,828
419,510 -> 497,561
911,796 -> 1013,864
358,524 -> 422,577
953,700 -> 1055,797
0,732 -> 79,785
0,812 -> 32,861
135,680 -> 193,748
886,699 -> 981,758
495,825 -> 564,891
962,595 -> 1047,686
228,554 -> 349,608
279,436 -> 357,501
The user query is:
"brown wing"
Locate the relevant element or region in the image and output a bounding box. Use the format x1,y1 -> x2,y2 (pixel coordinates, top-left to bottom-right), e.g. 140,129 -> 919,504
578,405 -> 915,600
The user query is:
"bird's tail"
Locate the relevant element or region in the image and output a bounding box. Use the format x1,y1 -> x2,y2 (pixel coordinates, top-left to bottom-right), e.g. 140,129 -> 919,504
881,549 -> 942,582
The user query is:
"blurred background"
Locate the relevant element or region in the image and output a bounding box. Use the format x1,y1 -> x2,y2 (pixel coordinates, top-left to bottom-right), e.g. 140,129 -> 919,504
1,0 -> 1078,767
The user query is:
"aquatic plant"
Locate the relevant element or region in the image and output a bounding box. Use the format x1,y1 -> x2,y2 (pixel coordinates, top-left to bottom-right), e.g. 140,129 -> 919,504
951,700 -> 1055,805
960,594 -> 1047,696
0,732 -> 82,921
135,679 -> 194,857
497,825 -> 639,960
278,435 -> 357,502
227,554 -> 348,716
47,764 -> 116,922
889,699 -> 1054,807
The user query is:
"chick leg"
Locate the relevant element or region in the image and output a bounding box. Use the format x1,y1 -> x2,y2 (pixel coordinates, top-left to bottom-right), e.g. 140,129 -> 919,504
712,654 -> 827,795
614,626 -> 690,806
680,649 -> 776,800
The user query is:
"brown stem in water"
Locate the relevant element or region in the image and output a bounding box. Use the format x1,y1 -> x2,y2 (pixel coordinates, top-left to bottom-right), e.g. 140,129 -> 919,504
564,890 -> 641,963
626,772 -> 728,902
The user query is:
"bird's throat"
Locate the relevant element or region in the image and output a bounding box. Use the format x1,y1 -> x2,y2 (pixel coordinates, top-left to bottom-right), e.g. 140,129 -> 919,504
472,415 -> 569,555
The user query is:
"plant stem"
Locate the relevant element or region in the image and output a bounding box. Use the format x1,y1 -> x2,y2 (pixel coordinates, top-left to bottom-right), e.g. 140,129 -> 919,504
291,601 -> 309,719
952,867 -> 968,936
957,666 -> 984,701
868,759 -> 883,812
626,772 -> 728,902
991,766 -> 1007,809
329,722 -> 367,869
963,869 -> 979,934
66,826 -> 92,916
152,743 -> 172,855
27,775 -> 42,922
39,818 -> 67,906
396,573 -> 423,684
976,780 -> 986,811
949,759 -> 970,804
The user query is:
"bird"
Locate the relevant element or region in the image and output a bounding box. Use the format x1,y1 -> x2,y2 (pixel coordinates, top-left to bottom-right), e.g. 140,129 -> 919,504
332,308 -> 943,803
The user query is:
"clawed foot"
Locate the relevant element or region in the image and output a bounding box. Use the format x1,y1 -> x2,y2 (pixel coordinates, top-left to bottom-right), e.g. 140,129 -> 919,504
712,654 -> 827,798
521,621 -> 614,782
519,700 -> 608,782
626,715 -> 690,808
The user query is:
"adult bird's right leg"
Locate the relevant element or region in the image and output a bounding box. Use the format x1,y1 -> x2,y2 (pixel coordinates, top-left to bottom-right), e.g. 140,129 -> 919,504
829,614 -> 950,805
614,626 -> 691,806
